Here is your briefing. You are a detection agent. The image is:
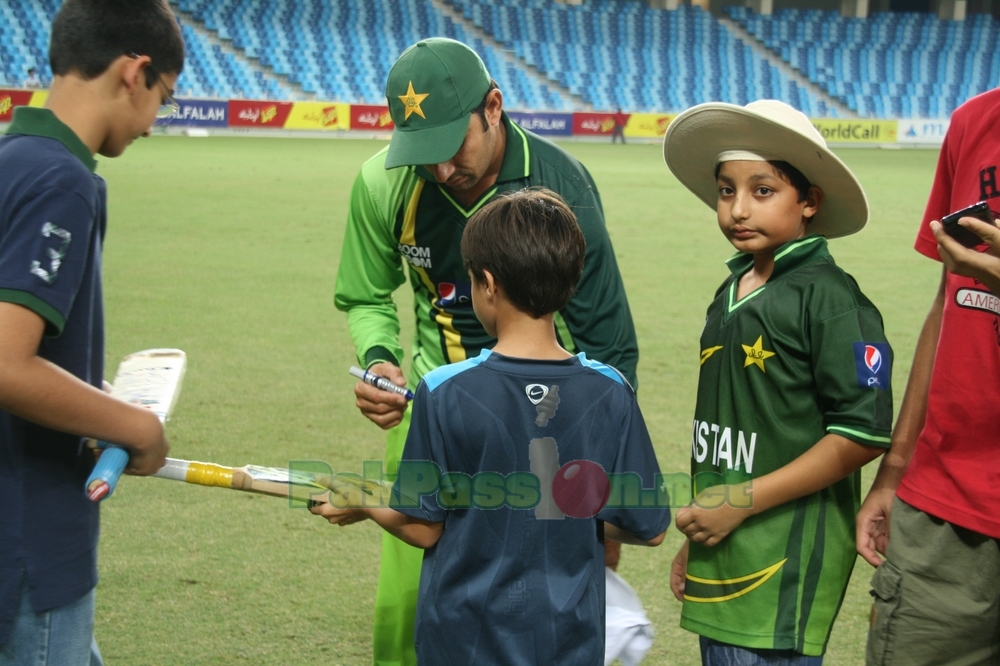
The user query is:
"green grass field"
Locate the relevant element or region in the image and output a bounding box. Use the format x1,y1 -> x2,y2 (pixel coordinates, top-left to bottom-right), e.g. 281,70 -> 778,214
93,135 -> 941,664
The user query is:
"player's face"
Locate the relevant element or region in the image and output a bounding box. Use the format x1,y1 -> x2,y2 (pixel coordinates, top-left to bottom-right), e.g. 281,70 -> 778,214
715,161 -> 821,256
424,90 -> 504,201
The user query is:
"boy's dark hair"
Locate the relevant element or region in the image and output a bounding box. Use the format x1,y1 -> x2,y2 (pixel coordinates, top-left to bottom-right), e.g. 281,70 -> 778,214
714,160 -> 813,203
50,0 -> 184,87
462,188 -> 586,319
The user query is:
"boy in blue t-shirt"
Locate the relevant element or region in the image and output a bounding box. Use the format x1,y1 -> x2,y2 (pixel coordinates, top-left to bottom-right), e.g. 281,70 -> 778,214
313,188 -> 669,665
0,1 -> 184,663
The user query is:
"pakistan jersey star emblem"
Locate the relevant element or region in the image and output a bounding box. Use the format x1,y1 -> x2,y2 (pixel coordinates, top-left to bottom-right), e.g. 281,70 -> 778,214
398,81 -> 429,120
742,335 -> 776,372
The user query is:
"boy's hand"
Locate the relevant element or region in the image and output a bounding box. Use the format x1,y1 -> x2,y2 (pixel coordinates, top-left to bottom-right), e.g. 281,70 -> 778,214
856,486 -> 894,567
354,362 -> 409,430
675,492 -> 752,547
123,410 -> 169,476
310,502 -> 369,527
670,540 -> 689,601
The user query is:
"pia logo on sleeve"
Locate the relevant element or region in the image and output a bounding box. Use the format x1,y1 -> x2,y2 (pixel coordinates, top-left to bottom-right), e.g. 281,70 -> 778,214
854,343 -> 890,389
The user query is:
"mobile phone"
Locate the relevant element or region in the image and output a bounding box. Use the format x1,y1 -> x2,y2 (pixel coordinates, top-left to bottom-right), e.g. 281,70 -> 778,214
940,201 -> 996,248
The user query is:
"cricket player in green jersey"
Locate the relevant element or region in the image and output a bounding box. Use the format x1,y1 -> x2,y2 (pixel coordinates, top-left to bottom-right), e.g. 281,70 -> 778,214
333,38 -> 638,666
662,101 -> 893,663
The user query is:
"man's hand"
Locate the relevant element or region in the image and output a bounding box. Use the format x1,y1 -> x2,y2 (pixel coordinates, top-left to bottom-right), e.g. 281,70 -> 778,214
932,217 -> 1000,294
670,540 -> 689,601
856,486 -> 894,567
354,362 -> 409,429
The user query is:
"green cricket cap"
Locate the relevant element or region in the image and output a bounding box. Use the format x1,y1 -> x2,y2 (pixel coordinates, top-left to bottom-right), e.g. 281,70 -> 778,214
384,38 -> 491,169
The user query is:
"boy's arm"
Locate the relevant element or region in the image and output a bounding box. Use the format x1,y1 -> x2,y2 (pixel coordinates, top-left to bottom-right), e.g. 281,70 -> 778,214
310,504 -> 443,550
856,269 -> 945,566
0,302 -> 168,474
603,523 -> 665,547
677,433 -> 882,547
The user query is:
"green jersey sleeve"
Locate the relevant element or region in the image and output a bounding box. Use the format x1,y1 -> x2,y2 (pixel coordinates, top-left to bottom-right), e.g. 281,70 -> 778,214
560,186 -> 640,390
334,155 -> 407,368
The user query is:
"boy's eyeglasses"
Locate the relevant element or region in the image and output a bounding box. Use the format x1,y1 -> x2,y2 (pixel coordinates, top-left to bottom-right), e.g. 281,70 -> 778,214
127,52 -> 179,119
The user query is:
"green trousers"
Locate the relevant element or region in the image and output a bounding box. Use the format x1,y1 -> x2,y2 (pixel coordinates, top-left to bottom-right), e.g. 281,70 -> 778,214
867,497 -> 1000,666
372,407 -> 420,666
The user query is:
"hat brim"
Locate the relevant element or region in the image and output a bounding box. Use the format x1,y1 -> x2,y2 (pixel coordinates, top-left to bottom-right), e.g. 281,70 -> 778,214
663,103 -> 868,239
384,113 -> 471,169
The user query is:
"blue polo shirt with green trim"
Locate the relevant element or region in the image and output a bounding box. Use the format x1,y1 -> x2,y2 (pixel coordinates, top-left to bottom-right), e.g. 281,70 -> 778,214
0,106 -> 106,643
681,234 -> 893,656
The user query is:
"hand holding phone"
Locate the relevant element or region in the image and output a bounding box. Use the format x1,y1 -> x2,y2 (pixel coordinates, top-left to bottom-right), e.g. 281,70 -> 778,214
940,201 -> 996,248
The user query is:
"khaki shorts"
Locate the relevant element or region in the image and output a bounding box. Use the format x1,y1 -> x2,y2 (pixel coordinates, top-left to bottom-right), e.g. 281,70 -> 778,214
866,497 -> 1000,666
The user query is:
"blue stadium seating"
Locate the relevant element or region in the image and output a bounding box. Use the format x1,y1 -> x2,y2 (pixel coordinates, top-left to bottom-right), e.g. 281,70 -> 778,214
0,0 -> 58,88
172,0 -> 573,109
0,0 -> 993,118
727,7 -> 1000,117
445,0 -> 831,115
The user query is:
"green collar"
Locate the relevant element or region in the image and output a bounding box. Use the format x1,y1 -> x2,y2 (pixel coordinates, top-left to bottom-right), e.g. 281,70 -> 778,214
725,235 -> 830,281
6,107 -> 97,173
495,111 -> 531,183
413,111 -> 531,184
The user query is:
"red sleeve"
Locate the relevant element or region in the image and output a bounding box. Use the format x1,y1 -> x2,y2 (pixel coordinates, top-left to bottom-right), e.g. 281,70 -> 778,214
915,113 -> 967,262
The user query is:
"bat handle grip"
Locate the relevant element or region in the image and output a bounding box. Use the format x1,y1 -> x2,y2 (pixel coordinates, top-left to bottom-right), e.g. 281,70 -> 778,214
85,444 -> 129,502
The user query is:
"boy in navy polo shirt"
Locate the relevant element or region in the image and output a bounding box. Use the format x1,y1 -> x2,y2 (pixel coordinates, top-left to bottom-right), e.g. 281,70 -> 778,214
313,188 -> 669,665
0,1 -> 183,664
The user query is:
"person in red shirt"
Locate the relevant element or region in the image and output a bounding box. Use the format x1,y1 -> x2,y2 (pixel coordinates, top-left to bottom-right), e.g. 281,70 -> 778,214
612,107 -> 627,144
857,88 -> 1000,666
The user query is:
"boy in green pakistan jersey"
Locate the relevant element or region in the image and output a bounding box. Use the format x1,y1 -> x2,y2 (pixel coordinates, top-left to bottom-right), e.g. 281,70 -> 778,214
662,100 -> 894,664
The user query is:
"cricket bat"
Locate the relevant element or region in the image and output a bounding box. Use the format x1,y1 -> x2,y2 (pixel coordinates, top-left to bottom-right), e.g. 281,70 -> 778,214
85,349 -> 187,502
149,458 -> 393,507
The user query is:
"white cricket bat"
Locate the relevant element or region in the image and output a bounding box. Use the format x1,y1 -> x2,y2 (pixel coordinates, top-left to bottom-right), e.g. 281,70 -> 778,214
149,458 -> 393,507
85,348 -> 186,501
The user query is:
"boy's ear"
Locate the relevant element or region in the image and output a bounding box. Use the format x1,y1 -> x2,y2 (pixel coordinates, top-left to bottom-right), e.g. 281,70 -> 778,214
120,54 -> 150,95
803,185 -> 824,221
481,269 -> 497,297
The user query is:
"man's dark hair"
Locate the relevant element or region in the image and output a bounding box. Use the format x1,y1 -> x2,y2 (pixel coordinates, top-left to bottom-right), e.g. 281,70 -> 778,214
462,188 -> 586,319
50,0 -> 184,88
470,79 -> 499,132
714,160 -> 813,203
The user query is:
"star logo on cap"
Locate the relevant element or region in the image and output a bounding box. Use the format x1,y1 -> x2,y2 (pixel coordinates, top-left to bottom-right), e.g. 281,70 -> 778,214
742,335 -> 775,372
398,81 -> 429,120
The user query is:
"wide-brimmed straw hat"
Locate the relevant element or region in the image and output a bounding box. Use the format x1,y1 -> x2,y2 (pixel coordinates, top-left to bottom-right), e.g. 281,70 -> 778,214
663,100 -> 868,238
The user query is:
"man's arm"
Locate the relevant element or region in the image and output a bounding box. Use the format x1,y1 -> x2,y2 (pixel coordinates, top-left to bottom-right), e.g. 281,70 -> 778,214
0,302 -> 168,474
856,270 -> 945,566
677,434 -> 883,547
334,163 -> 412,428
931,218 -> 1000,295
560,187 -> 639,387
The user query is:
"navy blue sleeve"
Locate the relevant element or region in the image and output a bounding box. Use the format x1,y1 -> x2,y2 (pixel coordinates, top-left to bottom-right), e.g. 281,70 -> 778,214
392,381 -> 447,523
596,391 -> 671,541
0,184 -> 97,335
